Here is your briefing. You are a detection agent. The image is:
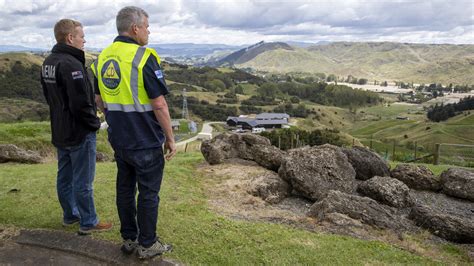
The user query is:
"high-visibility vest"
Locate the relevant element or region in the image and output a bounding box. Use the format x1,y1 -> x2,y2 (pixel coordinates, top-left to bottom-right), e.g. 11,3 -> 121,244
91,41 -> 161,112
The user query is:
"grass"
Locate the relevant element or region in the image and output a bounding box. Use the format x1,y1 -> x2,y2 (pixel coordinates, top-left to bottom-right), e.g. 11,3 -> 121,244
1,152 -> 469,264
389,162 -> 454,175
0,121 -> 113,158
347,106 -> 474,166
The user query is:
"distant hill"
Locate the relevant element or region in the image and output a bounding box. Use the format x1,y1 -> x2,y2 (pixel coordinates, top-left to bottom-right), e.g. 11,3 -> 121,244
212,41 -> 294,66
216,41 -> 474,85
149,43 -> 242,57
0,45 -> 47,53
0,52 -> 45,70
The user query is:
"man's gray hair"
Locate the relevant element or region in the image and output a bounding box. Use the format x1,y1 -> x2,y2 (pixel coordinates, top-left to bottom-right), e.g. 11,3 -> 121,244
116,6 -> 149,34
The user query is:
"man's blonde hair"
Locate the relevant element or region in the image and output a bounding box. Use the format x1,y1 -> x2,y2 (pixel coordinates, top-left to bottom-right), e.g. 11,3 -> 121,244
54,19 -> 82,43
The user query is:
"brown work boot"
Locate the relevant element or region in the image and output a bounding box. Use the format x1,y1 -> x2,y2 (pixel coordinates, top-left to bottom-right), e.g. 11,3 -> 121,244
78,221 -> 112,235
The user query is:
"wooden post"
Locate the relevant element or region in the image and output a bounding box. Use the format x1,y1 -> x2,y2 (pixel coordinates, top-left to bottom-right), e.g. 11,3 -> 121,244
392,140 -> 396,161
291,134 -> 294,149
185,143 -> 188,153
278,136 -> 281,149
414,141 -> 417,161
370,135 -> 373,149
434,143 -> 440,165
352,138 -> 355,147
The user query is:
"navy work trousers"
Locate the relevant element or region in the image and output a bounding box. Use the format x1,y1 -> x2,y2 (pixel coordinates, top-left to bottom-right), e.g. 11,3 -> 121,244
114,147 -> 165,248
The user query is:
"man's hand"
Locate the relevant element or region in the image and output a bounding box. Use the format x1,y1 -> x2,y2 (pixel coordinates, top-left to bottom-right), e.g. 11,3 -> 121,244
164,139 -> 176,161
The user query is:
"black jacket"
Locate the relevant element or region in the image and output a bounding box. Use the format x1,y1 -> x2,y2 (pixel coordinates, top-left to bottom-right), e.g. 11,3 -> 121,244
41,43 -> 100,148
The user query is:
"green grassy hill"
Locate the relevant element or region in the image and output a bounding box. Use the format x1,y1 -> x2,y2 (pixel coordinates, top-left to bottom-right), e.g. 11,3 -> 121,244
1,153 -> 471,264
236,42 -> 474,85
348,104 -> 474,163
0,98 -> 49,122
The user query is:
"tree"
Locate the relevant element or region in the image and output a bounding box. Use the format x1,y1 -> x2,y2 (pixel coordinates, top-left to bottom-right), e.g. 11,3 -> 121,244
290,96 -> 300,103
326,74 -> 337,82
234,85 -> 245,94
204,79 -> 226,92
257,83 -> 278,99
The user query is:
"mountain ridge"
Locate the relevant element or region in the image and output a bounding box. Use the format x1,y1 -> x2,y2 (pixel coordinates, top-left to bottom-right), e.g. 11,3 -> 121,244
227,41 -> 474,85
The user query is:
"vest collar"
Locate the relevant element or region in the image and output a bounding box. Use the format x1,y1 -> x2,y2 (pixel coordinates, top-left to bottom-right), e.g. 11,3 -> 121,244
52,43 -> 85,65
114,35 -> 140,45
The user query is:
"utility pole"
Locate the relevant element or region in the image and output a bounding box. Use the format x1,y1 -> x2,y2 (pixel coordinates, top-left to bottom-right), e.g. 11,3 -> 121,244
182,88 -> 188,120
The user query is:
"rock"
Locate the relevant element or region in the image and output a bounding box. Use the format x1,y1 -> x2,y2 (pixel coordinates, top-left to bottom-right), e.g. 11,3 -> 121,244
201,133 -> 271,165
247,172 -> 290,204
409,204 -> 474,243
357,176 -> 412,208
410,190 -> 473,220
278,144 -> 356,201
390,164 -> 440,191
323,212 -> 364,228
201,133 -> 238,164
95,152 -> 109,162
308,190 -> 408,230
0,144 -> 42,164
342,146 -> 390,180
440,168 -> 474,201
250,144 -> 287,172
228,133 -> 271,161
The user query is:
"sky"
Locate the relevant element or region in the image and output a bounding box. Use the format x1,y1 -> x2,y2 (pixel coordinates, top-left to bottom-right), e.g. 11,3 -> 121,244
0,0 -> 473,49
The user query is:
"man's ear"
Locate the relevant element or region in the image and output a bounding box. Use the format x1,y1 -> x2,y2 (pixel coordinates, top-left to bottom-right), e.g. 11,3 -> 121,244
131,24 -> 139,35
65,33 -> 73,45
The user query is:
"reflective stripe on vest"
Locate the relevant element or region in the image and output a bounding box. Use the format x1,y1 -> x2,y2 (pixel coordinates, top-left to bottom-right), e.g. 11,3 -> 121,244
93,43 -> 159,113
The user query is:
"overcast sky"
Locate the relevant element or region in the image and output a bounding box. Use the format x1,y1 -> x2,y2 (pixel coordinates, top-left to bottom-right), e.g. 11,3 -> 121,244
0,0 -> 472,49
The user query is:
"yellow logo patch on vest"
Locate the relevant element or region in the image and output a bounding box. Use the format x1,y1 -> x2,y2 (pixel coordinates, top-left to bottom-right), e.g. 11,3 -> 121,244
104,63 -> 119,79
101,59 -> 121,94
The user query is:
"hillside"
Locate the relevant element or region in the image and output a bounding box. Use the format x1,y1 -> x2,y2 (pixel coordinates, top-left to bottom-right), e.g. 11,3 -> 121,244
214,41 -> 294,66
0,52 -> 45,70
230,42 -> 474,85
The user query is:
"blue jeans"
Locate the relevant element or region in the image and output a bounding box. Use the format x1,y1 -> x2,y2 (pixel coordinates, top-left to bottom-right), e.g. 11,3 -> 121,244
56,132 -> 98,230
114,147 -> 165,248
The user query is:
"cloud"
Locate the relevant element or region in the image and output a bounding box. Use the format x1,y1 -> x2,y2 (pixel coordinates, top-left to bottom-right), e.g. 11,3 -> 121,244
0,0 -> 472,48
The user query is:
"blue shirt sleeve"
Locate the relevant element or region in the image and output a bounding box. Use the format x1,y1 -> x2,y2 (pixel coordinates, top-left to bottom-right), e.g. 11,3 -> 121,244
143,54 -> 169,99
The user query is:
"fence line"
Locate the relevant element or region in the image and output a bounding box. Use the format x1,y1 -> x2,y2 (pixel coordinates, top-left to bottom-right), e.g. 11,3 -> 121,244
355,138 -> 474,167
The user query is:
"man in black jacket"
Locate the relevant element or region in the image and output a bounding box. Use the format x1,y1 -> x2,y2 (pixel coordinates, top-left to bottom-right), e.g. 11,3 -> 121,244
41,19 -> 111,234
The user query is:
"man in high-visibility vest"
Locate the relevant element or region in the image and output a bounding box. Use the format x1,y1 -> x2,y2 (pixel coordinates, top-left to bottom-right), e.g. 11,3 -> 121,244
92,6 -> 176,259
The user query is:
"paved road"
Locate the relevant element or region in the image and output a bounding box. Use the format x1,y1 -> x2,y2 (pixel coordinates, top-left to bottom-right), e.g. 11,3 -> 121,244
176,121 -> 223,147
1,229 -> 175,265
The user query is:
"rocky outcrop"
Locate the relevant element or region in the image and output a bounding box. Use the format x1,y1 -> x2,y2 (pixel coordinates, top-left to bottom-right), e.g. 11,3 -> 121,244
0,144 -> 42,164
247,172 -> 290,204
440,168 -> 474,201
342,146 -> 390,180
278,144 -> 356,201
308,190 -> 409,230
390,164 -> 440,191
200,134 -> 473,244
201,133 -> 270,165
250,144 -> 287,172
357,176 -> 412,208
409,204 -> 474,243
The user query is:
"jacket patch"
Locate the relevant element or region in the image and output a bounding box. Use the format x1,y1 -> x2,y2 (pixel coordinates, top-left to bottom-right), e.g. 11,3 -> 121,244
71,71 -> 84,79
154,70 -> 163,79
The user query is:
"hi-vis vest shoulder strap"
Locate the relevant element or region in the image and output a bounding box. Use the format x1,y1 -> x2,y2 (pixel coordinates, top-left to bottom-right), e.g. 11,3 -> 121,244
91,42 -> 161,113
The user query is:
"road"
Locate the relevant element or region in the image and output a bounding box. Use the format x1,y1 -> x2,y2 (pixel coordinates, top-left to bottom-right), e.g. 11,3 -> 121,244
175,121 -> 223,147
